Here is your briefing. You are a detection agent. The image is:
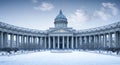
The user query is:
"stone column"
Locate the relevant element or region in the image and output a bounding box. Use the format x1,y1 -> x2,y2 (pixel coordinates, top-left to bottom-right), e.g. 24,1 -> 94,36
58,36 -> 59,49
96,35 -> 99,48
118,31 -> 120,48
48,36 -> 51,49
89,36 -> 91,49
25,36 -> 28,49
119,32 -> 120,48
23,36 -> 25,49
38,37 -> 40,49
44,36 -> 46,49
28,36 -> 30,49
76,36 -> 78,49
53,36 -> 55,49
67,36 -> 69,49
30,36 -> 32,49
104,34 -> 107,48
62,36 -> 64,49
35,37 -> 38,49
44,37 -> 46,49
109,33 -> 112,48
115,32 -> 119,48
71,36 -> 73,49
94,35 -> 96,48
78,36 -> 80,49
16,35 -> 19,48
10,34 -> 14,48
20,35 -> 23,49
99,35 -> 101,48
32,36 -> 34,49
39,37 -> 41,49
0,32 -> 3,48
3,33 -> 8,48
80,36 -> 82,48
40,37 -> 43,49
33,37 -> 35,44
84,36 -> 87,44
29,36 -> 32,49
101,35 -> 104,48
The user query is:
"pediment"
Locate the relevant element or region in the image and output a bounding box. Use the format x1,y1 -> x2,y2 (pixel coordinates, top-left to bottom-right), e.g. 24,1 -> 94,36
48,28 -> 74,34
54,29 -> 68,33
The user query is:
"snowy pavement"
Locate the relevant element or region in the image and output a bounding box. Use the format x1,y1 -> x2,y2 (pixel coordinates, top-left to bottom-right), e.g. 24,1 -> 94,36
0,51 -> 120,65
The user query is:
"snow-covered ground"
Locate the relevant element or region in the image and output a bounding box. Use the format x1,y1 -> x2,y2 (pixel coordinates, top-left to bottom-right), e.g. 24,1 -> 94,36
0,51 -> 120,65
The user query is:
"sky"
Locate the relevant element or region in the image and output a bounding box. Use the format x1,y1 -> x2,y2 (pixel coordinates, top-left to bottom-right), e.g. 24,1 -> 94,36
0,0 -> 120,30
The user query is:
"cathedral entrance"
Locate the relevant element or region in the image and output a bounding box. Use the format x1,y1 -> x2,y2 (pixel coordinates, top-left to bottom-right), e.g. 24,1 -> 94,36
59,37 -> 63,49
59,43 -> 63,49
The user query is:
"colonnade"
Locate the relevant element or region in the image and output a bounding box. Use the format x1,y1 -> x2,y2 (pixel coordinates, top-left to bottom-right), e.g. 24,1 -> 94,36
0,31 -> 120,50
0,32 -> 45,50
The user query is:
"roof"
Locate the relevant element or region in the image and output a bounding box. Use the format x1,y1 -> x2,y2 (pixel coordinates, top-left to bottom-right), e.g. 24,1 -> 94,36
54,10 -> 67,23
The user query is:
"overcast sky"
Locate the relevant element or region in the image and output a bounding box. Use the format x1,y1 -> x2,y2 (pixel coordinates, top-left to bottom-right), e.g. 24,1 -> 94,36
0,0 -> 120,30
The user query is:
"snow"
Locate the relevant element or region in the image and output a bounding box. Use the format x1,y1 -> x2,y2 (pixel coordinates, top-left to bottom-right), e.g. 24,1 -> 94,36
0,51 -> 120,65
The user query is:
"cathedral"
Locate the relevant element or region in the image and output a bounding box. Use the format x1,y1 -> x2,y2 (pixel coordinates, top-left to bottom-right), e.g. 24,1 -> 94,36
0,10 -> 120,50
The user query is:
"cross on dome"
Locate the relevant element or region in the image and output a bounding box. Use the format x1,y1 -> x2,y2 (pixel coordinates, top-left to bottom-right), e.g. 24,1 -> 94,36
59,9 -> 63,14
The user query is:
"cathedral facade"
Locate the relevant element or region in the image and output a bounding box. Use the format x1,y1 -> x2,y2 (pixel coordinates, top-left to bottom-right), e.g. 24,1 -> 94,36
0,10 -> 120,50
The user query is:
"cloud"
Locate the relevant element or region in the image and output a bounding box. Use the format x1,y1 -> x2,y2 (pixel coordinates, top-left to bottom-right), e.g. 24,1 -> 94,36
102,2 -> 118,15
32,0 -> 38,3
34,2 -> 54,11
94,2 -> 119,21
68,9 -> 91,30
68,2 -> 119,29
94,9 -> 111,21
69,9 -> 90,23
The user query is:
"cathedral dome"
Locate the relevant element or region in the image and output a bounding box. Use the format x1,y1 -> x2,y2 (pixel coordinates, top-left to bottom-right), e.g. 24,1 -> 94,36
54,10 -> 68,28
54,10 -> 67,23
